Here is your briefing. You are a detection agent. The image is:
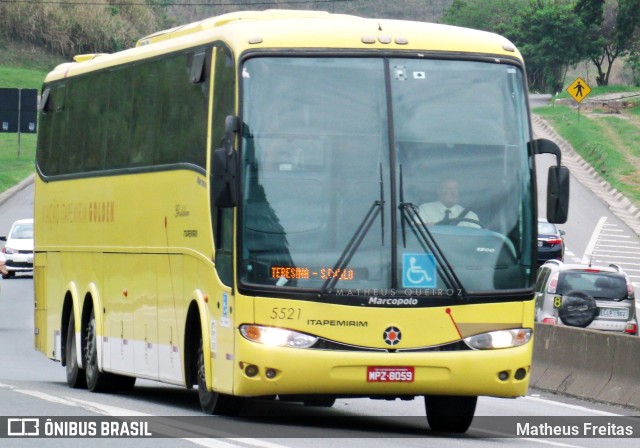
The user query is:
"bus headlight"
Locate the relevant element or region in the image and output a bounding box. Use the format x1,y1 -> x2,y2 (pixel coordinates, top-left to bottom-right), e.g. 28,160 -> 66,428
240,325 -> 318,348
463,328 -> 532,350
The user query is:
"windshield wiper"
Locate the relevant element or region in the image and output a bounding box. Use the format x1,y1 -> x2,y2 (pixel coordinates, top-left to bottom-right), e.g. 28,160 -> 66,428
321,166 -> 385,294
398,201 -> 467,300
321,200 -> 382,294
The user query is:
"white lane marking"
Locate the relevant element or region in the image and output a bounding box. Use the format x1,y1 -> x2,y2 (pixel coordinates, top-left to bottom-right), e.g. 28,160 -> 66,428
582,217 -> 607,264
591,255 -> 640,262
185,439 -> 245,448
597,241 -> 640,253
524,396 -> 622,416
69,397 -> 151,417
229,439 -> 298,448
14,389 -> 78,406
596,237 -> 634,242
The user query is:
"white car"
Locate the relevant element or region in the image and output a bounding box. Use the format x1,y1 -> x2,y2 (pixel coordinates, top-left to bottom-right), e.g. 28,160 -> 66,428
0,218 -> 34,279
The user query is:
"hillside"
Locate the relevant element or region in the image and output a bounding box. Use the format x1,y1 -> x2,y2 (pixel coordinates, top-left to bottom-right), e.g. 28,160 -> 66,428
0,1 -> 452,61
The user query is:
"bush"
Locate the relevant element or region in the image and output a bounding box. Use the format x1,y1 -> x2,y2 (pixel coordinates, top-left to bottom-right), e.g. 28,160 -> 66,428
0,1 -> 161,59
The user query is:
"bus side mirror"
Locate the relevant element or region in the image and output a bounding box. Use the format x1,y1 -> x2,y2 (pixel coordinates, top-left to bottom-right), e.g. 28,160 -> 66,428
547,165 -> 569,224
531,138 -> 569,224
212,116 -> 239,208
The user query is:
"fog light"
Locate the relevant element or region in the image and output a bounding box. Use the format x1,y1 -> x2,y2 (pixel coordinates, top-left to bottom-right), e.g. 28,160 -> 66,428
514,368 -> 527,380
265,368 -> 277,379
245,364 -> 259,377
498,371 -> 509,381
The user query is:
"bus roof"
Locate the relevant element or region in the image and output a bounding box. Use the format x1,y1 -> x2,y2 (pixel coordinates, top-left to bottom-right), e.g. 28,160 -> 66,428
44,9 -> 521,83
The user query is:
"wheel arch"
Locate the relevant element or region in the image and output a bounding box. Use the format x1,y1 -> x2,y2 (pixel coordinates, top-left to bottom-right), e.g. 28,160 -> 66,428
60,291 -> 75,367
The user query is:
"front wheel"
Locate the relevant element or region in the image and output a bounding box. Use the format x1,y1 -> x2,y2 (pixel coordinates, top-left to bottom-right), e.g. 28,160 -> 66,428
197,336 -> 243,415
424,395 -> 477,433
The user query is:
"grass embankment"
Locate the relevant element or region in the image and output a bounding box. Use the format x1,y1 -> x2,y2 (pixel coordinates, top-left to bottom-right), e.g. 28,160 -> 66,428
534,86 -> 640,208
0,40 -> 59,193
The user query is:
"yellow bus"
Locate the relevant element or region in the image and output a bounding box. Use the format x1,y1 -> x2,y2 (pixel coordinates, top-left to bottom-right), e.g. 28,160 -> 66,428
34,10 -> 569,433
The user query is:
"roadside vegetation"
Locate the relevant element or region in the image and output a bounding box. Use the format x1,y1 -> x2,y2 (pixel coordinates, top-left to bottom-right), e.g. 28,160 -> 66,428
534,86 -> 640,208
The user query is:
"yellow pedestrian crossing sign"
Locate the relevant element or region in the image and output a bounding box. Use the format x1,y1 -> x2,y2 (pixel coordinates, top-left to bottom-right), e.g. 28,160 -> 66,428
567,77 -> 591,103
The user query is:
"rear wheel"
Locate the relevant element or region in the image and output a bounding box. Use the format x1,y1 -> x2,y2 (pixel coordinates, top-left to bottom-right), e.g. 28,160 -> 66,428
424,395 -> 477,433
84,308 -> 135,393
197,335 -> 243,415
65,312 -> 86,389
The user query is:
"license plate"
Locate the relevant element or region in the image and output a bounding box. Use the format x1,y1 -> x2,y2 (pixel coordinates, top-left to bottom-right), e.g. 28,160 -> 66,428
538,241 -> 543,247
599,308 -> 628,319
367,366 -> 415,382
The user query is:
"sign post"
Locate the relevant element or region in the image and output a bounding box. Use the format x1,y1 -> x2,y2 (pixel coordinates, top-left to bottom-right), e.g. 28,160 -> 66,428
566,77 -> 592,120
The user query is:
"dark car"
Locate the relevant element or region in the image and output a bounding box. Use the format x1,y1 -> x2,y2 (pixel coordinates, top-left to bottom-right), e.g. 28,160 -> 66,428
537,219 -> 565,265
535,260 -> 638,335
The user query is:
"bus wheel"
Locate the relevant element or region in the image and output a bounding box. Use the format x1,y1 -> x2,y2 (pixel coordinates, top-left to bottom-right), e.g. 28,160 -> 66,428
424,395 -> 477,433
196,336 -> 243,415
84,308 -> 113,392
65,312 -> 86,389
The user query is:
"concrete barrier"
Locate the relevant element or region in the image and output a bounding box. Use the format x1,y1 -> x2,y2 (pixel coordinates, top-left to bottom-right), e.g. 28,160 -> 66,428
531,323 -> 640,409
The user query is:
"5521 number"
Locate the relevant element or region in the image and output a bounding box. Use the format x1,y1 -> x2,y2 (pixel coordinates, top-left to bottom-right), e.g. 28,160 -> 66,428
270,307 -> 301,320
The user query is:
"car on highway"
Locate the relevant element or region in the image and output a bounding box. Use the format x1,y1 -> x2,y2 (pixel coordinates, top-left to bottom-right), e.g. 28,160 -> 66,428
0,218 -> 34,279
537,218 -> 565,266
534,260 -> 638,335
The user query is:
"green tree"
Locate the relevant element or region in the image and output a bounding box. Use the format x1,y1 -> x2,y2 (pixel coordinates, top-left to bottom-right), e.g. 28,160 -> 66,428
442,0 -> 518,36
584,0 -> 640,86
517,0 -> 591,92
443,0 -> 591,92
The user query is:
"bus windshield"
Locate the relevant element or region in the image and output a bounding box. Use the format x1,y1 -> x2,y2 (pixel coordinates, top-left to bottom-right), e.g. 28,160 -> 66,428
239,56 -> 534,299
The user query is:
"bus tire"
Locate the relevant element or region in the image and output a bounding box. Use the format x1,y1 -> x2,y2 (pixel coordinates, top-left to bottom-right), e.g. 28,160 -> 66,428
65,312 -> 86,389
84,308 -> 113,393
197,336 -> 243,415
424,395 -> 477,433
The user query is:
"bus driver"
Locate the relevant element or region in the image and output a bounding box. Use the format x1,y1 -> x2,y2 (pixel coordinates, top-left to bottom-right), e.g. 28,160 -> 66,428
417,179 -> 480,228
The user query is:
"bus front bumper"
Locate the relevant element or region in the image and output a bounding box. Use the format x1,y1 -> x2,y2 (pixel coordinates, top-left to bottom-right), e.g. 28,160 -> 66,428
230,337 -> 532,398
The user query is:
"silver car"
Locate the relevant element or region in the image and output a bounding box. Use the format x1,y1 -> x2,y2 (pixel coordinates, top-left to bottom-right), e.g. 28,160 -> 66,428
0,218 -> 34,279
535,260 -> 637,335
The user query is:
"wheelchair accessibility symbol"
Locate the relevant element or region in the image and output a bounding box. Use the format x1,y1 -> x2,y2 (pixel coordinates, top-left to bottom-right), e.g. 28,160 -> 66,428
403,253 -> 436,288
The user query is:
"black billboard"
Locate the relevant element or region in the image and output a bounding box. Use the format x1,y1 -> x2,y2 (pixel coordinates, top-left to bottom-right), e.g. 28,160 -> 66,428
0,88 -> 38,133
